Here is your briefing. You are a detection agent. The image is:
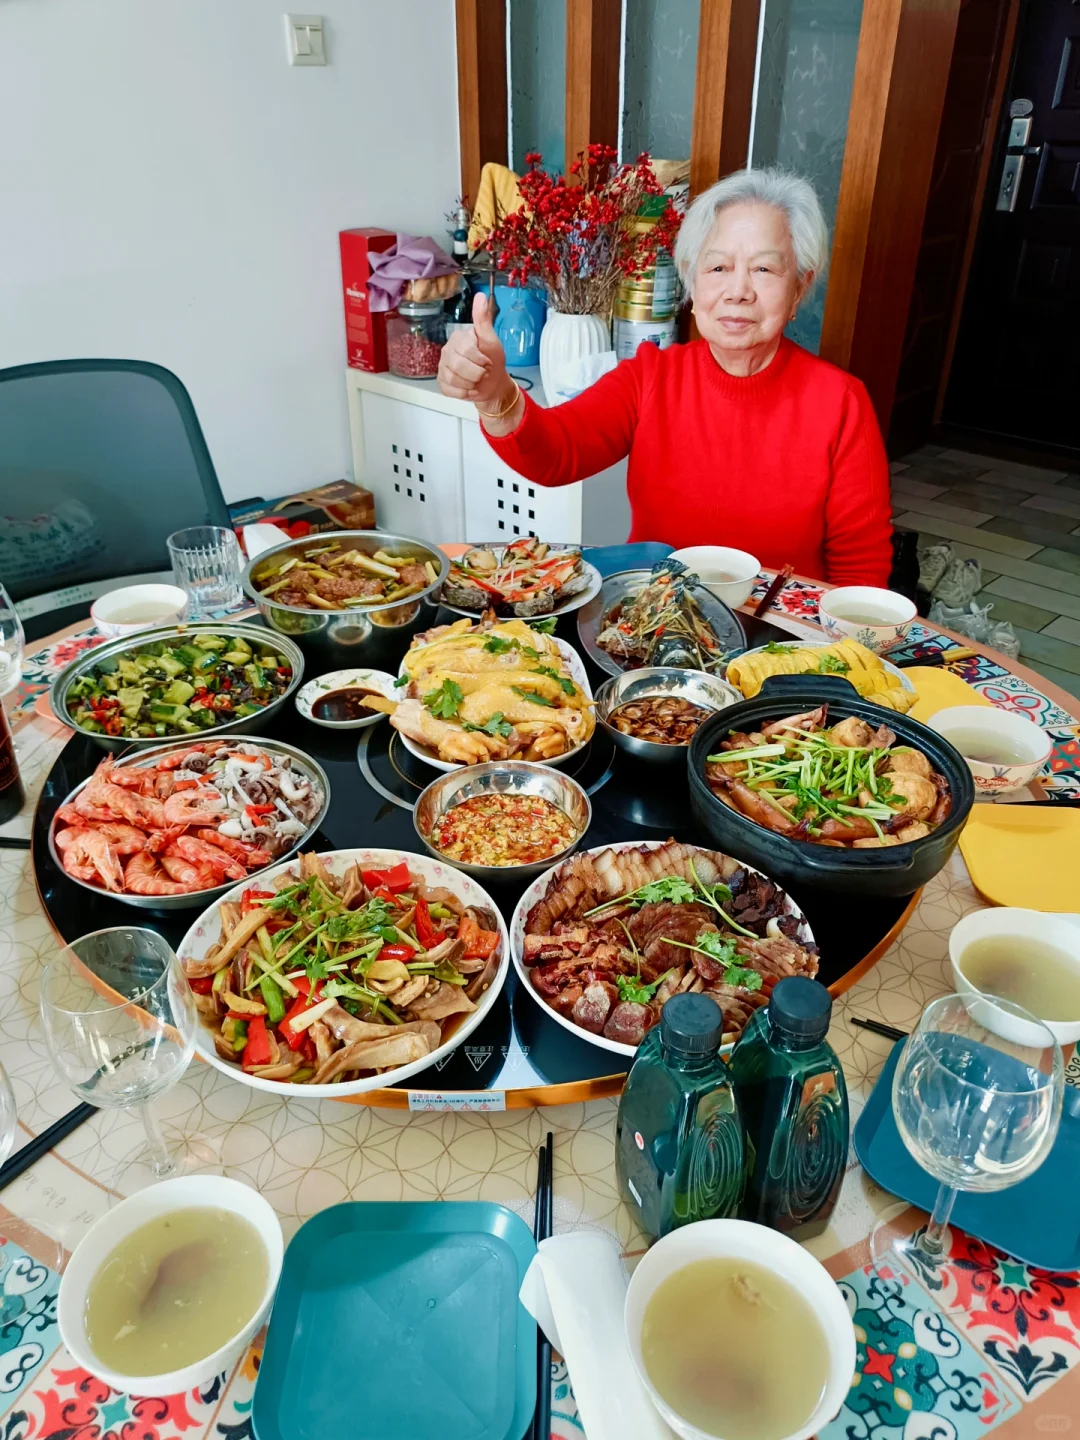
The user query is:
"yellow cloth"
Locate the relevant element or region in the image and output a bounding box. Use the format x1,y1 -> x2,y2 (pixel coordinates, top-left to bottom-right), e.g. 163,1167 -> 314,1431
468,163 -> 525,251
959,804 -> 1080,912
904,667 -> 993,723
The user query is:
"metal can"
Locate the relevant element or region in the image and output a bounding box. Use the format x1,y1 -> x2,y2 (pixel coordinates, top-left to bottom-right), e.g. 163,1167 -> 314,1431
613,315 -> 678,360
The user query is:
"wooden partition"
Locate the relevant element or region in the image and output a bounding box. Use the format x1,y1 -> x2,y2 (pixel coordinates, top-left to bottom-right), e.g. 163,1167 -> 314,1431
455,0 -> 508,204
565,0 -> 622,171
689,0 -> 762,197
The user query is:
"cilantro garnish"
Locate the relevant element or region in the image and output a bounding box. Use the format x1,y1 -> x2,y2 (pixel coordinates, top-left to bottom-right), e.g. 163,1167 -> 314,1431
616,971 -> 669,1005
423,678 -> 464,719
692,930 -> 739,967
530,617 -> 558,635
462,711 -> 514,738
637,876 -> 696,906
483,634 -> 541,659
511,686 -> 555,707
531,664 -> 575,695
763,641 -> 796,654
724,964 -> 763,992
818,654 -> 850,674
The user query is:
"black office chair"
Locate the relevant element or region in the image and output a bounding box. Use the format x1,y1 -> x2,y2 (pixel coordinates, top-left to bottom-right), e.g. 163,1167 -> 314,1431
0,360 -> 231,640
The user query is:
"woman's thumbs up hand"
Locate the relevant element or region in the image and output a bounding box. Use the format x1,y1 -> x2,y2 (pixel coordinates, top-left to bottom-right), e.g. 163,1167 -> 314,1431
437,292 -> 515,419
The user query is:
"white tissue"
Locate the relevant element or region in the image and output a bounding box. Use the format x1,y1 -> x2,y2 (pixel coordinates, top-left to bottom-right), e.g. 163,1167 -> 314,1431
544,350 -> 618,406
241,523 -> 288,561
519,1232 -> 675,1440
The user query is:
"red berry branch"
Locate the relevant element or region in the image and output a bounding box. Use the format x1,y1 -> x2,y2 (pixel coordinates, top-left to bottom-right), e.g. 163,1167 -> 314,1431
484,145 -> 682,317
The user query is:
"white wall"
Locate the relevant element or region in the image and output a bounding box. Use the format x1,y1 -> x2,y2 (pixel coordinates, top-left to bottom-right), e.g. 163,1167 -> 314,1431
0,0 -> 460,503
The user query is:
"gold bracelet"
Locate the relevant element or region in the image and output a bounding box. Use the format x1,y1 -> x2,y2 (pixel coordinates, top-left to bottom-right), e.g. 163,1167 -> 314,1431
478,381 -> 521,421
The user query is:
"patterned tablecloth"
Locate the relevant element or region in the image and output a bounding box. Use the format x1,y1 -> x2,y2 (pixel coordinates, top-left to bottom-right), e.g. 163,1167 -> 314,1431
1,575 -> 1079,1440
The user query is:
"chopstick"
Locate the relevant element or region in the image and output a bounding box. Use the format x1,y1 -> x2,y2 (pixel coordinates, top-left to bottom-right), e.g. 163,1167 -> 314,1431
0,1102 -> 97,1193
752,563 -> 794,618
890,647 -> 977,669
851,1016 -> 909,1042
0,837 -> 31,850
532,1131 -> 554,1440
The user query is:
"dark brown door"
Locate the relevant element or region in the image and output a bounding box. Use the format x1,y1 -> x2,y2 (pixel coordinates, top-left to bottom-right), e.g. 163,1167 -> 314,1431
944,0 -> 1080,451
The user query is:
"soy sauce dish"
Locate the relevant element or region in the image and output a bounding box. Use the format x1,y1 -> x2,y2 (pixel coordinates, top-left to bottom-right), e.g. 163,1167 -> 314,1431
295,668 -> 398,729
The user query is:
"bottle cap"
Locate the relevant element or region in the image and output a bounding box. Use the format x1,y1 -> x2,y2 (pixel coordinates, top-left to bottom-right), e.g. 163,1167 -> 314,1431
660,993 -> 724,1056
769,976 -> 832,1042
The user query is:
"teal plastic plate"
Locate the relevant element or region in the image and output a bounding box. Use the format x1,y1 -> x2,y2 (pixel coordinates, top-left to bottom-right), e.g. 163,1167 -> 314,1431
253,1201 -> 537,1440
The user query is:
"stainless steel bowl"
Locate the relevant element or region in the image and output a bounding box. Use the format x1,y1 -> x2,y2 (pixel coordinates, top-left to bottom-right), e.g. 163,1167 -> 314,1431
595,667 -> 742,766
241,530 -> 450,670
413,761 -> 592,884
48,736 -> 331,911
51,622 -> 306,753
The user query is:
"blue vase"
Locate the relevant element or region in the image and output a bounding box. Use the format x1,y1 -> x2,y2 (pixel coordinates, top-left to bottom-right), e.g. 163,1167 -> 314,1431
494,284 -> 546,366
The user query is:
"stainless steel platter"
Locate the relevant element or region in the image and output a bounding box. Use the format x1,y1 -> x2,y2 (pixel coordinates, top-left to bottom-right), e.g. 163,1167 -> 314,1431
575,568 -> 747,678
594,666 -> 742,766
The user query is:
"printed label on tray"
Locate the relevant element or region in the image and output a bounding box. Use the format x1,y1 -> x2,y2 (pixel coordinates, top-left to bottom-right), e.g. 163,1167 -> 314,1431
407,1090 -> 507,1113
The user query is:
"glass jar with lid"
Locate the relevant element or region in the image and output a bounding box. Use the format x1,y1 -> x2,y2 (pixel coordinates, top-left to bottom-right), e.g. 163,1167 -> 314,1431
387,301 -> 447,378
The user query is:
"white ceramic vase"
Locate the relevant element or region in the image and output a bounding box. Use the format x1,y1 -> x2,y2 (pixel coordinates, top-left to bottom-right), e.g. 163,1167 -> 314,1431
539,310 -> 611,405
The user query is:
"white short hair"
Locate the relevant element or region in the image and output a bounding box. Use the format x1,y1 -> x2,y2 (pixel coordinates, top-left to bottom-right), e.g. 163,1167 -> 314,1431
673,167 -> 830,295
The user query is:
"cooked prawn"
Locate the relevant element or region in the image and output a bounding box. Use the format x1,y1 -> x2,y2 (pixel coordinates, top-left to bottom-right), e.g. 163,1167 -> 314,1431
155,742 -> 225,771
196,830 -> 272,866
94,823 -> 148,855
123,851 -> 189,895
56,828 -> 124,891
171,833 -> 247,880
162,790 -> 225,826
160,847 -> 217,888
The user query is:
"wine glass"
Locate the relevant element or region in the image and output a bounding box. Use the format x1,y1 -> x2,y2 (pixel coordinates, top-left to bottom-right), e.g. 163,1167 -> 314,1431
0,583 -> 25,696
872,992 -> 1063,1279
39,927 -> 216,1194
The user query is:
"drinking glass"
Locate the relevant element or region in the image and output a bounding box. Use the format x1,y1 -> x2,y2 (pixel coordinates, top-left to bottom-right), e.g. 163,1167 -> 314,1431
0,583 -> 25,696
0,1060 -> 65,1300
39,927 -> 215,1194
872,992 -> 1063,1278
167,525 -> 244,615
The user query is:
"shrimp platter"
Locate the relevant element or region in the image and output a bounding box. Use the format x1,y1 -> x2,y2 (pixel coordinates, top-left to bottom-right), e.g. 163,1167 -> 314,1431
50,740 -> 327,901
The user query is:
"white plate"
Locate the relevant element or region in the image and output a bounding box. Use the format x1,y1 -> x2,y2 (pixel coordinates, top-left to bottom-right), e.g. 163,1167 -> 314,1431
179,847 -> 509,1098
295,668 -> 398,729
510,840 -> 817,1058
440,556 -> 603,619
725,639 -> 915,694
396,637 -> 595,773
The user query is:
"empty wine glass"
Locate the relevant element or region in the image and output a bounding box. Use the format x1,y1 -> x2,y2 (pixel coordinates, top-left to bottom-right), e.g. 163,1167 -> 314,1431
39,927 -> 216,1194
872,991 -> 1063,1278
0,583 -> 25,696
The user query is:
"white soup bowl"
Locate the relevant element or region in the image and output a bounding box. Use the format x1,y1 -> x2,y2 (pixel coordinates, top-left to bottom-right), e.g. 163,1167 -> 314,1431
950,907 -> 1080,1048
819,586 -> 916,653
624,1218 -> 855,1440
90,584 -> 189,638
58,1175 -> 283,1395
927,703 -> 1051,795
668,546 -> 760,609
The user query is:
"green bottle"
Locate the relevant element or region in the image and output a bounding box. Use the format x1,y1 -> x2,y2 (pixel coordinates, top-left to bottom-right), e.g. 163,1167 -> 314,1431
729,976 -> 849,1239
615,993 -> 745,1240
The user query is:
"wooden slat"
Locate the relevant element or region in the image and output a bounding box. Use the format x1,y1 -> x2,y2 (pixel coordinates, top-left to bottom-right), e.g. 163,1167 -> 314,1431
565,0 -> 621,175
689,0 -> 762,197
456,0 -> 508,205
819,0 -> 962,430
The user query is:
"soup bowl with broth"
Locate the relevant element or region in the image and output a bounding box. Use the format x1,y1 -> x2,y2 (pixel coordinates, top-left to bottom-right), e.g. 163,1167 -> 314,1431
58,1176 -> 283,1395
819,586 -> 916,654
624,1218 -> 855,1440
951,908 -> 1080,1047
669,547 -> 761,610
928,704 -> 1051,795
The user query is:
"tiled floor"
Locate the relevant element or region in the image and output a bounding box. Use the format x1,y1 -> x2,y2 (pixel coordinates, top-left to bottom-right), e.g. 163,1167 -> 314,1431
891,445 -> 1080,705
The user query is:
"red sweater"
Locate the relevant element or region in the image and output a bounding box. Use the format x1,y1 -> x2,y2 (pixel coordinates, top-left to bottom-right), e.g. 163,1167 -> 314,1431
485,337 -> 893,585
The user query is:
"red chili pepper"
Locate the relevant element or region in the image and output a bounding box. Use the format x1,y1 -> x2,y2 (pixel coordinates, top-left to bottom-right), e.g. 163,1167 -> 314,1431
245,804 -> 276,821
189,976 -> 215,994
371,885 -> 400,907
302,1032 -> 317,1063
241,888 -> 276,915
172,777 -> 200,791
457,915 -> 500,960
279,979 -> 323,1050
377,944 -> 415,963
242,1014 -> 273,1068
414,896 -> 438,949
362,862 -> 412,894
221,677 -> 232,689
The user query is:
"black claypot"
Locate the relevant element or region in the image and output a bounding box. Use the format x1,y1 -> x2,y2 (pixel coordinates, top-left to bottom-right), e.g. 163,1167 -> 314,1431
687,674 -> 975,899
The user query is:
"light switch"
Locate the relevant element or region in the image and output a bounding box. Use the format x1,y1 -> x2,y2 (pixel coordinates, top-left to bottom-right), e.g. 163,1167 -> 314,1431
285,14 -> 327,66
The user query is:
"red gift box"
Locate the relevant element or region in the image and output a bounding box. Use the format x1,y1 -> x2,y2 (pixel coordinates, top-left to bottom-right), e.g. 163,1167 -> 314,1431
340,228 -> 396,372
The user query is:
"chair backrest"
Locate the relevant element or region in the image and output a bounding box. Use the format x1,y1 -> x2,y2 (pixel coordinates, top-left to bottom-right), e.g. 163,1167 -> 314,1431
0,359 -> 231,604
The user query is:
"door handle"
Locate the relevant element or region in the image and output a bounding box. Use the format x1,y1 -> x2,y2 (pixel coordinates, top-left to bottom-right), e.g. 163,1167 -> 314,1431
995,144 -> 1042,212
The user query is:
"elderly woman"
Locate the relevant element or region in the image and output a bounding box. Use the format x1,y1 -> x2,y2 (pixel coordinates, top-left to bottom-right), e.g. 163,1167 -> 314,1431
438,167 -> 893,585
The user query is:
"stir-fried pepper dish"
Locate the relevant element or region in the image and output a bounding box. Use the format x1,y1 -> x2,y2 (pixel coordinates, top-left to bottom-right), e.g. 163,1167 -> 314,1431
184,853 -> 502,1084
64,632 -> 293,738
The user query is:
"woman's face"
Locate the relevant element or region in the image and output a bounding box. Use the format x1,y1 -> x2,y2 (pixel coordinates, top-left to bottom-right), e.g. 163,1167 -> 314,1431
691,202 -> 808,357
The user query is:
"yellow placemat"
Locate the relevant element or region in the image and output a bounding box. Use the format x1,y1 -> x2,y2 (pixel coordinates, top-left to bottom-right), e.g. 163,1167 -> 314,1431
959,804 -> 1080,912
904,666 -> 993,723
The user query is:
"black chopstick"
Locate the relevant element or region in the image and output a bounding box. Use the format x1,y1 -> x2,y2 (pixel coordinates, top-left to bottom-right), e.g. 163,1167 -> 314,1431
851,1016 -> 909,1042
0,837 -> 31,850
532,1132 -> 554,1440
0,1102 -> 97,1192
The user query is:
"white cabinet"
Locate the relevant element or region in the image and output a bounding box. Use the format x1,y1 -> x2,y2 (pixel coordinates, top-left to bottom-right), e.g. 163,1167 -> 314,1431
346,367 -> 629,546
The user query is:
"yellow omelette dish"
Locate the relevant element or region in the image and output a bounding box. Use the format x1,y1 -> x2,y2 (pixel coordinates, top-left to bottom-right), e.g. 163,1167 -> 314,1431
726,639 -> 916,713
368,617 -> 595,764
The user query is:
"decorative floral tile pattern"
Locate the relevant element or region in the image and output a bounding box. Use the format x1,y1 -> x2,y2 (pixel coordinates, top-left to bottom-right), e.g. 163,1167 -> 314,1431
907,1232 -> 1080,1402
0,1241 -> 59,1412
821,1263 -> 1021,1440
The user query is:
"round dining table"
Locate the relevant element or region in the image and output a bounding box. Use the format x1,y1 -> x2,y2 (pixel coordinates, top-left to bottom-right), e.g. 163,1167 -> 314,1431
1,561 -> 1078,1440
